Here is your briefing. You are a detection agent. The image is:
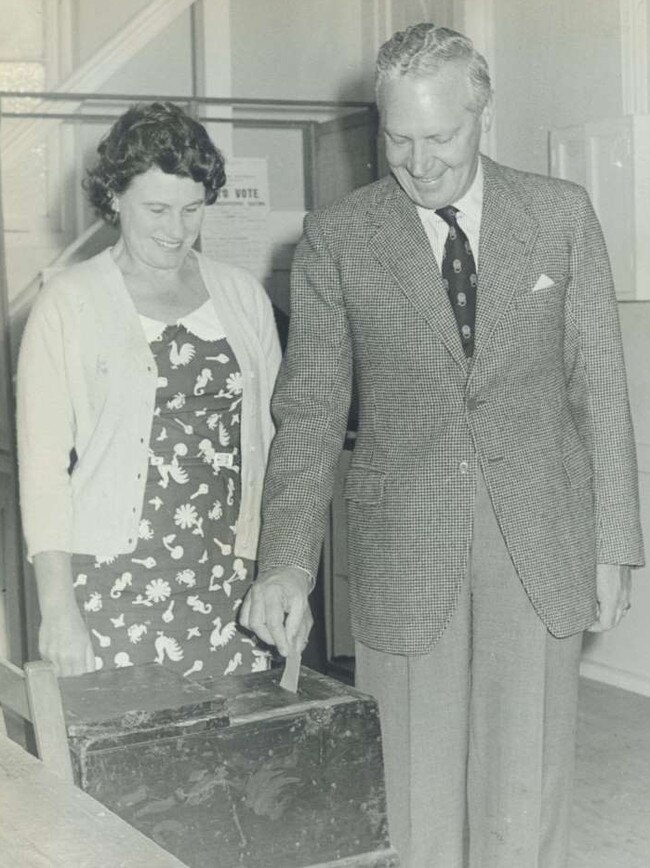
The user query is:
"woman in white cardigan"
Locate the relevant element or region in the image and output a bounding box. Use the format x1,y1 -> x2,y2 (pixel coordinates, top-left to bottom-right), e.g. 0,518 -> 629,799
17,102 -> 281,678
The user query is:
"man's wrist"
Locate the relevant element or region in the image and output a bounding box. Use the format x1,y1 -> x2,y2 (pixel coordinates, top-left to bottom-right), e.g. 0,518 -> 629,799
256,565 -> 314,593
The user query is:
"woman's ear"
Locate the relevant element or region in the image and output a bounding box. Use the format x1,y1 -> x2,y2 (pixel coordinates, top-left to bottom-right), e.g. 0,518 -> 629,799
110,195 -> 120,214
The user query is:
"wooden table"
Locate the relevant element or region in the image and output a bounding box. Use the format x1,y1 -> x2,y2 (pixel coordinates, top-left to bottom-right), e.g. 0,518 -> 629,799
0,733 -> 187,867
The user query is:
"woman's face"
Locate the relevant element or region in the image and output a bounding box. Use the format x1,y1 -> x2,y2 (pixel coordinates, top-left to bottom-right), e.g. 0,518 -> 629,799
116,167 -> 206,271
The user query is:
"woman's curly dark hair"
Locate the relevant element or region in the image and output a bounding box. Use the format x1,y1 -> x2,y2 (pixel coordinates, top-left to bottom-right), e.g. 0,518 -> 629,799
84,102 -> 226,225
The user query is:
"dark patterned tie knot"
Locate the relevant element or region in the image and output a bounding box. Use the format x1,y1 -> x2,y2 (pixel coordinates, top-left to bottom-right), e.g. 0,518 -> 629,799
435,206 -> 460,226
435,206 -> 477,357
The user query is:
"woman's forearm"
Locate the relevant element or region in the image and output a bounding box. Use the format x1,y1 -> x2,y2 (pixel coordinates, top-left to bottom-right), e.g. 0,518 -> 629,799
32,550 -> 77,617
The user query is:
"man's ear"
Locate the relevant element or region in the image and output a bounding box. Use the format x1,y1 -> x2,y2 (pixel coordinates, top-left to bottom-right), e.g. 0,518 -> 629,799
481,97 -> 494,134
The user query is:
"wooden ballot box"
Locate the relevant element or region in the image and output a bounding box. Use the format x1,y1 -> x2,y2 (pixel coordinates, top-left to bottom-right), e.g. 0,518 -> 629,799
59,665 -> 399,868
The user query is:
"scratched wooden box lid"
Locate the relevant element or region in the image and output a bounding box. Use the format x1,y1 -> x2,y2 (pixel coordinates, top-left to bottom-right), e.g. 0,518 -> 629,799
60,665 -> 399,868
60,663 -> 229,740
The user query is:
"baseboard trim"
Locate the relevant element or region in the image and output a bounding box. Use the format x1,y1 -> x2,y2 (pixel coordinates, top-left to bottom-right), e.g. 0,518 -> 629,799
580,658 -> 650,697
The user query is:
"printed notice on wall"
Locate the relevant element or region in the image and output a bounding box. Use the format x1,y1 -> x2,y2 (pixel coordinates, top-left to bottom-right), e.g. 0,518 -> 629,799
200,157 -> 270,281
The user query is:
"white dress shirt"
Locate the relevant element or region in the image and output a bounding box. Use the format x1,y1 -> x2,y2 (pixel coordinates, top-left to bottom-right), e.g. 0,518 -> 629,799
416,157 -> 484,271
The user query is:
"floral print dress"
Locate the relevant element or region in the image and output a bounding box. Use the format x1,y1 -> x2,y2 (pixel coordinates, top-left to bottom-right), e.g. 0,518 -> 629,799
71,300 -> 270,680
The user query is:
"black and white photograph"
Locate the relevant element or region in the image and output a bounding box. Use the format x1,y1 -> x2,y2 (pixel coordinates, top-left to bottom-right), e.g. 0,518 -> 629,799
0,2 -> 649,867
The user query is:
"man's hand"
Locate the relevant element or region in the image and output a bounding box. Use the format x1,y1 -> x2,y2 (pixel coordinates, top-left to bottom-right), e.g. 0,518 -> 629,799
240,567 -> 313,657
587,564 -> 632,633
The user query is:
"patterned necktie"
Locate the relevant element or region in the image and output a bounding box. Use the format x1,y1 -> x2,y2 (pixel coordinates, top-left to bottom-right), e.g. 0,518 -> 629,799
435,206 -> 477,357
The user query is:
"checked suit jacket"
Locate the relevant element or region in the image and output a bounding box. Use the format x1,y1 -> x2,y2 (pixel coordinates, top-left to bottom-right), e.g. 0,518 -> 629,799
258,155 -> 645,655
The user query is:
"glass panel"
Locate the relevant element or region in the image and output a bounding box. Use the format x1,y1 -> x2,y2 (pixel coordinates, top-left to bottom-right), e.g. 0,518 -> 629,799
0,61 -> 45,111
233,126 -> 305,211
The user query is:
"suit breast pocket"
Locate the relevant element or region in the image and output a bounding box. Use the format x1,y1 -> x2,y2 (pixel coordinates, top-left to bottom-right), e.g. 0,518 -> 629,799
343,464 -> 386,505
512,278 -> 568,357
516,277 -> 568,305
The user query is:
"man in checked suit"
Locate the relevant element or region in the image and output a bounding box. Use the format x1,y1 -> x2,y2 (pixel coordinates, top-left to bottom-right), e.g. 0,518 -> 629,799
240,23 -> 644,868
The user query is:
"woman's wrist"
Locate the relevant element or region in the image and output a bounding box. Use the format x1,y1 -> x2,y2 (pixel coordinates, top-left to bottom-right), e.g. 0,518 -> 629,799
33,550 -> 78,617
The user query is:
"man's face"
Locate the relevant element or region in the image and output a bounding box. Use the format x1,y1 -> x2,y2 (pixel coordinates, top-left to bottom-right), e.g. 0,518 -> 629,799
378,63 -> 492,210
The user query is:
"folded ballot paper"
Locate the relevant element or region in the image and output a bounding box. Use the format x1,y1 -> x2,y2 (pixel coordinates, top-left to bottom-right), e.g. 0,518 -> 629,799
279,645 -> 302,693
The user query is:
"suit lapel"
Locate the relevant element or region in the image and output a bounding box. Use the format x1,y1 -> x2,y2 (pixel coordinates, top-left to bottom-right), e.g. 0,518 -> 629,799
368,179 -> 468,371
474,157 -> 539,364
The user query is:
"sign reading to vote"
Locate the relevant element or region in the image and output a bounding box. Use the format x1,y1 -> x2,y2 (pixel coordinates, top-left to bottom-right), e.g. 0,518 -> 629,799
200,158 -> 270,280
218,186 -> 263,201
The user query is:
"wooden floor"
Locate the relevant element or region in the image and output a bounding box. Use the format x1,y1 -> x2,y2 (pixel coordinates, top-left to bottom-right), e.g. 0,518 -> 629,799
570,678 -> 650,868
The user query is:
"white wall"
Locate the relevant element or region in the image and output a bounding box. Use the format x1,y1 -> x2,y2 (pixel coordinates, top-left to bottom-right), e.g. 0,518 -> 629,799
100,15 -> 193,96
68,0 -> 458,109
230,0 -> 368,101
230,0 -> 455,103
74,0 -> 150,63
389,0 -> 455,31
490,0 -> 623,174
73,0 -> 193,95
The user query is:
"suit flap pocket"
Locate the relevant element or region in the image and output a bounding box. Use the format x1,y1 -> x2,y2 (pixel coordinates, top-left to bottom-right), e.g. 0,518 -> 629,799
344,465 -> 386,505
562,447 -> 593,489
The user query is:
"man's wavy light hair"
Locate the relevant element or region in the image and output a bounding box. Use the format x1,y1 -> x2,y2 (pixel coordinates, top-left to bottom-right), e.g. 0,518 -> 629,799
375,23 -> 492,114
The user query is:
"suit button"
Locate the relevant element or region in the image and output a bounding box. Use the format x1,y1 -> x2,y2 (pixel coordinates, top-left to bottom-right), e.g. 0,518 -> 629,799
459,460 -> 469,475
467,397 -> 478,411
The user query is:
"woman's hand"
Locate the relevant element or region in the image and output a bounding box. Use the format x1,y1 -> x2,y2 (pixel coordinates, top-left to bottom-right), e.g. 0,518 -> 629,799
39,607 -> 96,677
33,550 -> 96,676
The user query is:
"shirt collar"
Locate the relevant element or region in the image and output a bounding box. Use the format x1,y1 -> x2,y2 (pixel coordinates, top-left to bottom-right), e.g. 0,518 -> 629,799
416,157 -> 484,225
453,157 -> 483,223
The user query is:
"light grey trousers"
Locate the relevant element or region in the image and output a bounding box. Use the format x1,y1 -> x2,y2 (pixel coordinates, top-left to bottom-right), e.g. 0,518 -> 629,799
355,470 -> 583,868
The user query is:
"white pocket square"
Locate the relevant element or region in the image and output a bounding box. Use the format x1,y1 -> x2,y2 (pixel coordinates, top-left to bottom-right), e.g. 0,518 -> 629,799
531,274 -> 556,292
